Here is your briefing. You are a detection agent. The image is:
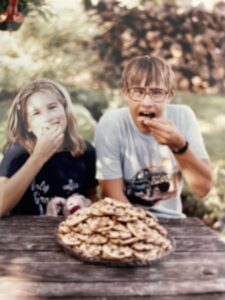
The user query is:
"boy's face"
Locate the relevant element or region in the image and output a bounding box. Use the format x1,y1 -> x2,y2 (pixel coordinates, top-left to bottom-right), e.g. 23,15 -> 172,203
123,80 -> 173,134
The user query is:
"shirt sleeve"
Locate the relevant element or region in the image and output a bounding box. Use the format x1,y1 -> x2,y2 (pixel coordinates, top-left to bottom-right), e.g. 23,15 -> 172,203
0,143 -> 29,178
94,110 -> 123,180
180,105 -> 209,160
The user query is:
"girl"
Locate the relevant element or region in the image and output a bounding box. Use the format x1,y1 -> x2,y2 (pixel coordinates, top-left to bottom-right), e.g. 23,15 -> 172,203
0,79 -> 97,217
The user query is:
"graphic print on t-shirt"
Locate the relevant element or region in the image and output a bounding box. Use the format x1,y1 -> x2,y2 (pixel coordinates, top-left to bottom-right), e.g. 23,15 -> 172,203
124,158 -> 181,207
31,180 -> 51,214
31,178 -> 80,214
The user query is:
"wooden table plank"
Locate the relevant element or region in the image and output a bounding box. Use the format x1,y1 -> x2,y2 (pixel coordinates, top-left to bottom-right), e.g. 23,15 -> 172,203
0,261 -> 224,283
0,216 -> 225,299
0,280 -> 225,298
0,216 -> 203,226
0,253 -> 224,282
0,235 -> 224,252
0,221 -> 216,237
0,250 -> 224,264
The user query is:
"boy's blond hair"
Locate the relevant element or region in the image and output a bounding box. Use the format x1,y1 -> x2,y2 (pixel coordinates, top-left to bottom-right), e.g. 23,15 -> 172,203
121,55 -> 175,92
4,79 -> 86,157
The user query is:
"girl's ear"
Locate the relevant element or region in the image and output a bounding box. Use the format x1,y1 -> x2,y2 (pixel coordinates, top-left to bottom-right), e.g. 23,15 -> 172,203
123,89 -> 129,102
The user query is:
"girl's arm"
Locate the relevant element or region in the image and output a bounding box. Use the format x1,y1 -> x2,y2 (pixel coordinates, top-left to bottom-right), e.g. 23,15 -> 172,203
0,153 -> 46,217
0,125 -> 64,218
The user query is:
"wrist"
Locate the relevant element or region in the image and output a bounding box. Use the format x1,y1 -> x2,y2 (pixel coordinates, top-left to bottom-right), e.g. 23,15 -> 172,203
29,151 -> 47,168
170,140 -> 189,155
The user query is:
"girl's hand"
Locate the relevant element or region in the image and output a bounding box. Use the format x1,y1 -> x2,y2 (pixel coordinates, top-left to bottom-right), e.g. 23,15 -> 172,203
142,118 -> 186,151
63,194 -> 92,217
46,197 -> 66,216
32,124 -> 65,164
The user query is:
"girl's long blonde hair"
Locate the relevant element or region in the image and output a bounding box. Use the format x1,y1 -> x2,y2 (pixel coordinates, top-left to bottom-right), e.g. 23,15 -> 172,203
4,79 -> 86,157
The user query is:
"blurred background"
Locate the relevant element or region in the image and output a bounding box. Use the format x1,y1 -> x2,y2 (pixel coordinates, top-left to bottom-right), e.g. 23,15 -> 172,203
0,0 -> 225,238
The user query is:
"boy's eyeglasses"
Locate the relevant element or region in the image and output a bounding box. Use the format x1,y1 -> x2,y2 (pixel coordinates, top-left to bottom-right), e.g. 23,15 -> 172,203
127,87 -> 168,103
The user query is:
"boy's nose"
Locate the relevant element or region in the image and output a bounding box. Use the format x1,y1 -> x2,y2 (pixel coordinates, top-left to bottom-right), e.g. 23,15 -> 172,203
142,94 -> 154,105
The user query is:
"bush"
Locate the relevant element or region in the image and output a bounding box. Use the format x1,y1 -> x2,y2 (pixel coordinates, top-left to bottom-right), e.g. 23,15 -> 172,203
182,162 -> 225,236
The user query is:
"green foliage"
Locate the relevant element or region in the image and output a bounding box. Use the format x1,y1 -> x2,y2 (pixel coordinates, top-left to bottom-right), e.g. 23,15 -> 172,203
0,1 -> 104,90
174,92 -> 225,162
182,162 -> 225,236
139,0 -> 177,4
72,88 -> 111,120
0,100 -> 10,156
72,104 -> 96,141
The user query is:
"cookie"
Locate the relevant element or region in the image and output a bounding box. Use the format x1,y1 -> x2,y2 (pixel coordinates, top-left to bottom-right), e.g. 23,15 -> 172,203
105,230 -> 132,240
87,216 -> 114,232
58,221 -> 71,234
65,207 -> 91,226
59,232 -> 82,246
57,197 -> 172,264
102,244 -> 133,260
72,221 -> 92,235
88,234 -> 108,245
127,220 -> 151,238
79,243 -> 102,258
133,248 -> 161,261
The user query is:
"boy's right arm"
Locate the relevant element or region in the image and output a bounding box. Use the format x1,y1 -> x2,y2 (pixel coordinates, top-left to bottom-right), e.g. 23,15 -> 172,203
99,178 -> 130,204
95,110 -> 129,204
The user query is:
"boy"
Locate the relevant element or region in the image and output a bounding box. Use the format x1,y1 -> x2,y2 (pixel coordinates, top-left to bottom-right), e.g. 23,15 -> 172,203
95,55 -> 212,218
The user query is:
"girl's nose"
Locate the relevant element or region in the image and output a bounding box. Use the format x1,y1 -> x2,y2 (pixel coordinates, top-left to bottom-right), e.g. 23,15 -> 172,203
42,111 -> 53,123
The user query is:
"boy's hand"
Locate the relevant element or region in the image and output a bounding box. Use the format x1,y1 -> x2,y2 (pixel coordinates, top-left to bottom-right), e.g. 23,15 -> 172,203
142,118 -> 186,151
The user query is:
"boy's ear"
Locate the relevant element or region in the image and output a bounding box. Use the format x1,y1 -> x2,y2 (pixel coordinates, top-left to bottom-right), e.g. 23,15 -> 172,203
167,91 -> 174,103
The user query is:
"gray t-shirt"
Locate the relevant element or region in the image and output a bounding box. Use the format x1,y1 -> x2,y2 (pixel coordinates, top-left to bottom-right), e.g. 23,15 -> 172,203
95,104 -> 209,218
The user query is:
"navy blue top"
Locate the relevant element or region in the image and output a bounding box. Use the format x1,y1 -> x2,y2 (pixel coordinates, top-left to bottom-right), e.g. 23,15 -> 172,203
0,142 -> 97,215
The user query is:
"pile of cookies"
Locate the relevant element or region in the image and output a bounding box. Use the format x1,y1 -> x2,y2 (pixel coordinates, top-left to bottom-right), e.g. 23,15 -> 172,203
56,198 -> 172,265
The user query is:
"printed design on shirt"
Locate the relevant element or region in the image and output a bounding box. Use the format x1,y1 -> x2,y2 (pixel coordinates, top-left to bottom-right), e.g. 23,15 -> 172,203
31,181 -> 51,215
124,160 -> 181,207
63,179 -> 79,193
31,178 -> 79,215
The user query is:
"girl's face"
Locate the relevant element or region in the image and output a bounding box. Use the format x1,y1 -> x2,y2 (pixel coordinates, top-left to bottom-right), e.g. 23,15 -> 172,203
26,91 -> 67,138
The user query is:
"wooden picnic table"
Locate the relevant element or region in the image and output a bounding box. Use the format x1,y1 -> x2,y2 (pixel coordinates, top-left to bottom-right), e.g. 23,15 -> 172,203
0,215 -> 225,299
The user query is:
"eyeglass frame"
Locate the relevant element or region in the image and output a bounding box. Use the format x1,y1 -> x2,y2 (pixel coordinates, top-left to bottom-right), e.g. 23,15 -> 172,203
126,87 -> 169,103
